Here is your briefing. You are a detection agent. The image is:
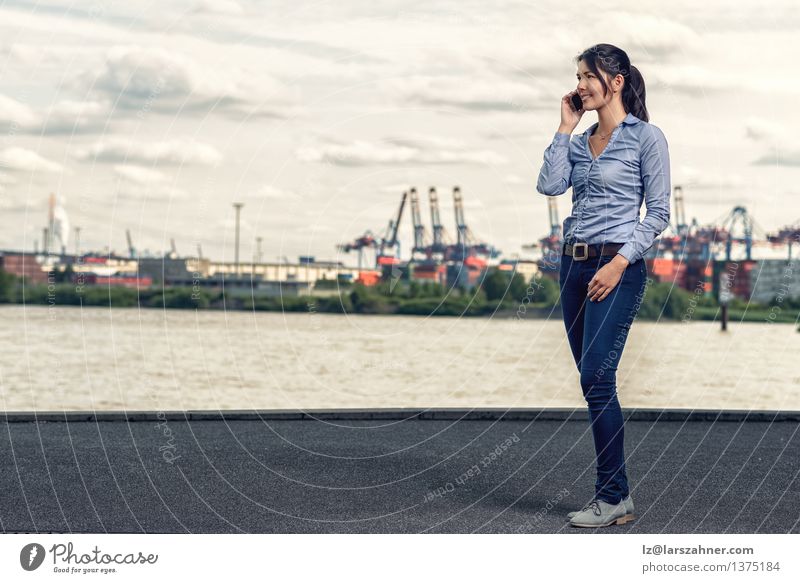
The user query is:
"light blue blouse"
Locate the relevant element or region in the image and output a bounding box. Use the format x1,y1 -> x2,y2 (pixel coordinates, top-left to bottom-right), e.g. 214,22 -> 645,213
535,112 -> 671,264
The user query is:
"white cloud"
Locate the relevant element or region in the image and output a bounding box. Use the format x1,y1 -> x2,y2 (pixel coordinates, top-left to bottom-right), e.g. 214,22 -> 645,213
386,75 -> 549,112
114,181 -> 189,201
0,94 -> 39,127
752,150 -> 800,167
193,0 -> 245,16
744,118 -> 787,143
43,100 -> 109,134
297,135 -> 507,166
0,192 -> 30,211
743,118 -> 799,166
216,216 -> 255,231
0,147 -> 64,173
0,93 -> 109,134
84,45 -> 299,119
113,164 -> 166,184
247,185 -> 303,200
679,165 -> 745,189
112,163 -> 187,200
378,183 -> 415,194
595,12 -> 703,58
3,42 -> 100,70
653,63 -> 738,96
75,138 -> 223,166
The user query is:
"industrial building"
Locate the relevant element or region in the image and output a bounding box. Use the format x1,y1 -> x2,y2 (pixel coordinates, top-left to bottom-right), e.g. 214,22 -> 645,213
337,186 -> 501,291
2,184 -> 798,305
529,184 -> 800,302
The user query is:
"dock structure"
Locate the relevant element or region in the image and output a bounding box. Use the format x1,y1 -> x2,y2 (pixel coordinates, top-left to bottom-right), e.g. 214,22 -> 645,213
1,408 -> 798,534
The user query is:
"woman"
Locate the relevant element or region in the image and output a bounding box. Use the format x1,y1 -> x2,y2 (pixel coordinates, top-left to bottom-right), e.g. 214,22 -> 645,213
535,44 -> 671,528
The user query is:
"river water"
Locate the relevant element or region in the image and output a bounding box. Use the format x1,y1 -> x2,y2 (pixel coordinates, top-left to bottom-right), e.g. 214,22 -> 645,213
1,305 -> 798,411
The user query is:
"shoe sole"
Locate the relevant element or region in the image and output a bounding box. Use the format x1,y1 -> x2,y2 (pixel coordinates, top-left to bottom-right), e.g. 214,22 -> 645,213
566,511 -> 631,521
569,513 -> 635,527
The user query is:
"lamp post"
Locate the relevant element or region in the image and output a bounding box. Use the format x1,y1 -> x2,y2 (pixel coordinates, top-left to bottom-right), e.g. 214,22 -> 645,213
233,202 -> 243,277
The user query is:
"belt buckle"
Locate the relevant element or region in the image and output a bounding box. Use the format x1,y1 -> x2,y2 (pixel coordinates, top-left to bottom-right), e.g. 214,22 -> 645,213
572,242 -> 589,261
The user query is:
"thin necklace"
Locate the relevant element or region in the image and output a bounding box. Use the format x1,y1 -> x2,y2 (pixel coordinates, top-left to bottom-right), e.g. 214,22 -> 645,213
590,121 -> 622,158
594,118 -> 624,140
594,126 -> 614,140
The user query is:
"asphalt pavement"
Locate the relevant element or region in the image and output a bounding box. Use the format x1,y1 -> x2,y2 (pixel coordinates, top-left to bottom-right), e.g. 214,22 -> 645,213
1,408 -> 798,534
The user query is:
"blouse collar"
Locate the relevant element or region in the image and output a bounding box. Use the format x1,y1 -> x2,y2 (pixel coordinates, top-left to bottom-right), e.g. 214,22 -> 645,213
586,112 -> 640,136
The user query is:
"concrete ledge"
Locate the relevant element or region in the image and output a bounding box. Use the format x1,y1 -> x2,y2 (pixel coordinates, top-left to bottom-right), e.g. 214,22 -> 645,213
2,407 -> 800,423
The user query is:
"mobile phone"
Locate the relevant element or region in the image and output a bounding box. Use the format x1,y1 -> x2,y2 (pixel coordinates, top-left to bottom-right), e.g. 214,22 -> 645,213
570,93 -> 583,111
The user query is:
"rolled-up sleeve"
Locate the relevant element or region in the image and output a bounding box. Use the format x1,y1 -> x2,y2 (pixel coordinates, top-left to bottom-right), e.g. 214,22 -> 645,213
536,131 -> 572,196
617,126 -> 671,264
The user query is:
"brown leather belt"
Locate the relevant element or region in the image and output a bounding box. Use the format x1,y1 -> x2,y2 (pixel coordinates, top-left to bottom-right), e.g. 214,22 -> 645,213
562,241 -> 624,261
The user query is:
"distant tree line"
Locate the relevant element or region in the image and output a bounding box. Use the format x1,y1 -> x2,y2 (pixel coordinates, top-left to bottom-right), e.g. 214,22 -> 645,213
1,266 -> 798,326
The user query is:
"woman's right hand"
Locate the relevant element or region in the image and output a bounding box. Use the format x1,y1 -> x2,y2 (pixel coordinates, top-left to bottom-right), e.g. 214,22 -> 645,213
559,90 -> 583,133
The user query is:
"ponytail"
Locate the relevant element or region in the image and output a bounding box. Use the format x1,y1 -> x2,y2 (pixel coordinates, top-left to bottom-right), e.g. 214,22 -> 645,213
622,64 -> 648,122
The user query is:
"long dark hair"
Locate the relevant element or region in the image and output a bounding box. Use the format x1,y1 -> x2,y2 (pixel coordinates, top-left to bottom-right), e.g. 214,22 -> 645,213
576,44 -> 648,122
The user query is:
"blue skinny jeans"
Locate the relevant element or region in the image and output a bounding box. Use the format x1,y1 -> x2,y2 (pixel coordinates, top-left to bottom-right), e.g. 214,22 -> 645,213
559,247 -> 648,505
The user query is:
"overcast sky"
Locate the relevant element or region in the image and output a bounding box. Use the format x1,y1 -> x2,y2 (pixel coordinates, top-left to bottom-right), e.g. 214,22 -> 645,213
0,0 -> 798,264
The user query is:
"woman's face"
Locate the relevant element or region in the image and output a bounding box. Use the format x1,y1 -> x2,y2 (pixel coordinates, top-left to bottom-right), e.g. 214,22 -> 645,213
575,60 -> 621,110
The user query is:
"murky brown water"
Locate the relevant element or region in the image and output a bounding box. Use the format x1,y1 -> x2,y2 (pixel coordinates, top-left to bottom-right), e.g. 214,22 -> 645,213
1,305 -> 798,411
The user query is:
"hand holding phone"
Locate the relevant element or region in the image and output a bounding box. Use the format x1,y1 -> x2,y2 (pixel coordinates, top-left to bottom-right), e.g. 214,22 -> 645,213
570,92 -> 583,112
560,90 -> 584,133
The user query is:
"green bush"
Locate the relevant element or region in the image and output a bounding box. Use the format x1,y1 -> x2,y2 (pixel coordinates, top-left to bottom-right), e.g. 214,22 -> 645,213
638,282 -> 691,320
396,296 -> 484,316
0,268 -> 16,303
82,286 -> 139,307
529,275 -> 561,306
314,294 -> 353,313
481,268 -> 507,301
314,278 -> 344,290
348,283 -> 394,313
147,287 -> 210,309
480,268 -> 529,303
